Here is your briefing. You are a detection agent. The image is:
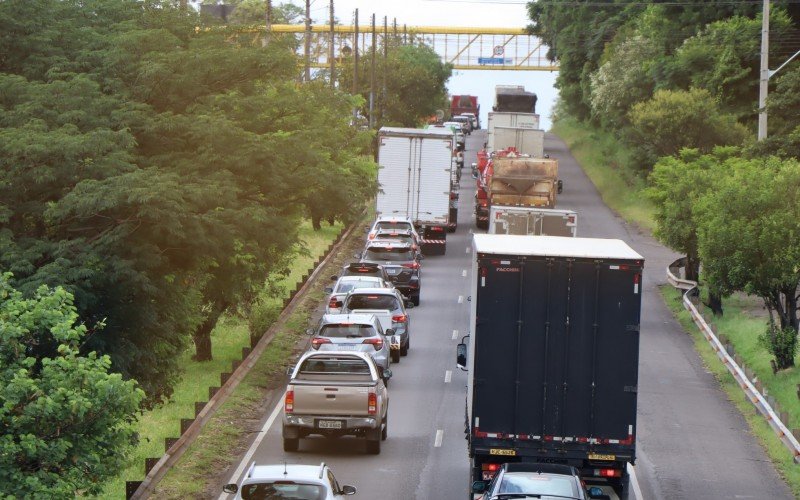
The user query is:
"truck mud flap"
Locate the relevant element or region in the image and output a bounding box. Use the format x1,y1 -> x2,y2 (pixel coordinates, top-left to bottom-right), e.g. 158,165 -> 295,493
421,238 -> 446,256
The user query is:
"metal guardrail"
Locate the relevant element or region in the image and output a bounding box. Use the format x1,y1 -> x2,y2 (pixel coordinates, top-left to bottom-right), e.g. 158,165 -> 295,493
666,257 -> 800,463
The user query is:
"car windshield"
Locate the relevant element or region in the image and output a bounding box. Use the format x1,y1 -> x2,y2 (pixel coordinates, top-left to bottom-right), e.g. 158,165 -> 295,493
497,473 -> 578,497
335,280 -> 380,293
364,247 -> 414,261
375,221 -> 413,232
346,294 -> 400,311
240,481 -> 325,500
320,324 -> 376,338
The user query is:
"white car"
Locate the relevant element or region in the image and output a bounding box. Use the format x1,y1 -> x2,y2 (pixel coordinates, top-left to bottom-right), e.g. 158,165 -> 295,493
367,215 -> 420,242
223,462 -> 356,499
324,275 -> 391,313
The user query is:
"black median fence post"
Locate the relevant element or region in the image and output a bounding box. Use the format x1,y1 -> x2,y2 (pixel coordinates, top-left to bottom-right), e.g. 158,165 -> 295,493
180,418 -> 194,435
126,481 -> 143,500
165,437 -> 179,452
145,458 -> 159,475
195,401 -> 206,417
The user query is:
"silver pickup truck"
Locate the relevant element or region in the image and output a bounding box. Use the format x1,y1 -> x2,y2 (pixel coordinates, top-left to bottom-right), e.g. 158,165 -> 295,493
282,351 -> 390,455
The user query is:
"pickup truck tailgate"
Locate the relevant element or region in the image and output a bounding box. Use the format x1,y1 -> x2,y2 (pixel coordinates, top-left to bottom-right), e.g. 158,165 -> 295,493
292,382 -> 372,416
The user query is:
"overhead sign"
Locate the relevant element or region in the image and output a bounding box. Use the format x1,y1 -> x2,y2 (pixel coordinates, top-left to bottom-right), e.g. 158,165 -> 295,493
478,57 -> 513,65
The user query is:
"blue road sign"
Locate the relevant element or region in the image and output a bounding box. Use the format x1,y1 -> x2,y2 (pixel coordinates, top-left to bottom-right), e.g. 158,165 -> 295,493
478,57 -> 513,65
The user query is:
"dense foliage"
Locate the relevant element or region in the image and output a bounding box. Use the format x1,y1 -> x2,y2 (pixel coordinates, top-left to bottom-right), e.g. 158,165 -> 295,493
529,2 -> 800,365
0,0 -> 376,402
0,274 -> 144,497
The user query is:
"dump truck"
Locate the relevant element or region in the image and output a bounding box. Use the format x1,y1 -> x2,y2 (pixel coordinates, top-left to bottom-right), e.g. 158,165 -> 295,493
451,94 -> 480,120
457,234 -> 644,499
488,155 -> 560,208
493,85 -> 538,113
377,127 -> 455,255
488,206 -> 577,237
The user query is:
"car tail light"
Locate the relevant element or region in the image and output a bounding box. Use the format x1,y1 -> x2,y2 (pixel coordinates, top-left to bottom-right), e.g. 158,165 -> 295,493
284,390 -> 294,413
392,314 -> 407,323
402,262 -> 420,269
368,233 -> 375,240
311,338 -> 331,349
328,297 -> 341,308
362,338 -> 383,351
368,392 -> 377,415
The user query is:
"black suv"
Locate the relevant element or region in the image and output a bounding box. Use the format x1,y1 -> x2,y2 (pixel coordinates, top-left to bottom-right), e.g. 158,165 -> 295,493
358,240 -> 421,306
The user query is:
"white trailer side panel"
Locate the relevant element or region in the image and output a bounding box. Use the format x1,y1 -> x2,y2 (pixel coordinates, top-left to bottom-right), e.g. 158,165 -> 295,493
491,127 -> 545,157
487,112 -> 541,152
376,128 -> 453,226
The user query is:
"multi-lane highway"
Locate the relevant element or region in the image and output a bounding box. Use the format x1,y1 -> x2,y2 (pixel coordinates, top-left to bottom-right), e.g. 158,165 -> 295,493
219,130 -> 793,499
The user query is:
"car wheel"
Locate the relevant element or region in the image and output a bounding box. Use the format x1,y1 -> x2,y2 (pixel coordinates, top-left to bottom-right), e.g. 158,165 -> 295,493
412,294 -> 420,306
381,416 -> 388,441
366,435 -> 381,455
283,437 -> 299,452
401,337 -> 409,356
391,350 -> 400,363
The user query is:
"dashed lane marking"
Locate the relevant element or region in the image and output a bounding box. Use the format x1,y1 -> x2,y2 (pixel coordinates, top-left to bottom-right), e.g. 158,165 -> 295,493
445,370 -> 452,383
434,429 -> 444,447
452,329 -> 458,340
462,269 -> 467,277
458,295 -> 464,304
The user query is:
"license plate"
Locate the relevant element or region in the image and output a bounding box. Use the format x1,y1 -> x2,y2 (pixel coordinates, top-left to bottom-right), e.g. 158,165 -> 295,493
588,453 -> 616,461
490,448 -> 516,456
385,268 -> 399,275
335,345 -> 357,350
316,419 -> 343,429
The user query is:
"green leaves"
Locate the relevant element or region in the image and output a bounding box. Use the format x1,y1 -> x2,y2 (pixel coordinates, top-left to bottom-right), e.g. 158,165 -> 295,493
0,274 -> 144,497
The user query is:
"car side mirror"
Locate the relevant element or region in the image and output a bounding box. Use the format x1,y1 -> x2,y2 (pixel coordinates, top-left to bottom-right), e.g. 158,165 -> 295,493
330,275 -> 338,281
471,480 -> 487,494
286,366 -> 294,376
386,328 -> 395,335
354,252 -> 361,259
324,287 -> 333,293
587,486 -> 610,499
417,254 -> 425,261
341,485 -> 357,496
456,342 -> 467,370
382,368 -> 393,380
306,328 -> 315,335
405,300 -> 414,309
223,484 -> 239,494
557,179 -> 563,194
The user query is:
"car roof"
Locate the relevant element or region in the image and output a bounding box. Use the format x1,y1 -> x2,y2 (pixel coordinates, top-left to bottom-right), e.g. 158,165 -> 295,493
337,275 -> 383,282
244,463 -> 328,482
375,227 -> 414,235
374,215 -> 413,223
320,313 -> 379,325
345,287 -> 398,296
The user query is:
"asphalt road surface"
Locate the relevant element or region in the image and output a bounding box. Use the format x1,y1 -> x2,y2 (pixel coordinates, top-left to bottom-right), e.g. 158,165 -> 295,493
218,130 -> 793,500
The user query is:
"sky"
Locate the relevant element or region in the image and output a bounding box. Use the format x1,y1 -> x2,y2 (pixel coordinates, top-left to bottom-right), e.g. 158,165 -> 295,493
298,0 -> 559,130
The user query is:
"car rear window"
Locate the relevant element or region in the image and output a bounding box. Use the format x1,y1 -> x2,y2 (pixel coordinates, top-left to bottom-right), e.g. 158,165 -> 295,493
364,247 -> 414,261
299,358 -> 371,375
375,233 -> 412,244
346,294 -> 399,311
241,482 -> 324,500
335,280 -> 380,293
376,221 -> 413,232
320,324 -> 376,338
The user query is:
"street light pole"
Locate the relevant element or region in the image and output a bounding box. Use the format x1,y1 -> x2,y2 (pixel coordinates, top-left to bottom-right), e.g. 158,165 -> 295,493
757,0 -> 769,140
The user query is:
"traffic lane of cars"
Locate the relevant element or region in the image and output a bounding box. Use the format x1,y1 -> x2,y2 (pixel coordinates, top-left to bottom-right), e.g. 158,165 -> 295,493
544,132 -> 793,499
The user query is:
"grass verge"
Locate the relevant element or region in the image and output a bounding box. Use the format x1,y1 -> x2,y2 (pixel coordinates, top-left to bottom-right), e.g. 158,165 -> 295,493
98,220 -> 343,499
660,287 -> 800,497
551,117 -> 655,233
149,212 -> 371,498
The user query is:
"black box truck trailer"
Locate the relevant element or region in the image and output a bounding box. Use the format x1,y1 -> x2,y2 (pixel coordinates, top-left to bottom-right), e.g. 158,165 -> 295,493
457,234 -> 643,499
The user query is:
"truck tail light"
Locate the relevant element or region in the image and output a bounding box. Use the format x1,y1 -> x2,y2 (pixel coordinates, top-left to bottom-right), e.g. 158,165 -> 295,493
594,469 -> 622,478
392,314 -> 407,323
311,338 -> 331,349
368,392 -> 377,415
284,390 -> 294,414
362,338 -> 383,351
430,226 -> 444,232
481,463 -> 500,472
402,262 -> 420,269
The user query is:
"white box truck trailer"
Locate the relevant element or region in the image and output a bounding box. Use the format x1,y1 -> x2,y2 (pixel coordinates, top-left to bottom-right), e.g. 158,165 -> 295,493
489,126 -> 545,157
377,127 -> 455,255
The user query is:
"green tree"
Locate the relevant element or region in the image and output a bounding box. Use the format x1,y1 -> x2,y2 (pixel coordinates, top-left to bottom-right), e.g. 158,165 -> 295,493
0,274 -> 144,497
626,88 -> 749,172
695,157 -> 800,369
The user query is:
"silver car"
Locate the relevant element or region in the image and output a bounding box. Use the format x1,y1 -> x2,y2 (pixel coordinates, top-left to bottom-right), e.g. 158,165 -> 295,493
308,314 -> 392,372
324,276 -> 391,314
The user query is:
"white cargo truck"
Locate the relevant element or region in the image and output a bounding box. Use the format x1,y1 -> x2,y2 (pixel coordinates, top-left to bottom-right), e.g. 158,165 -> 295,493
487,111 -> 540,130
377,127 -> 455,255
488,206 -> 577,237
490,127 -> 545,157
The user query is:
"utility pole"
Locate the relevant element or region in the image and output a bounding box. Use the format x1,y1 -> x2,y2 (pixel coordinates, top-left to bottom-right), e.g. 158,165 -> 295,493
329,0 -> 335,89
758,0 -> 769,140
370,14 -> 376,129
382,16 -> 388,125
263,0 -> 272,47
353,9 -> 359,97
304,0 -> 311,82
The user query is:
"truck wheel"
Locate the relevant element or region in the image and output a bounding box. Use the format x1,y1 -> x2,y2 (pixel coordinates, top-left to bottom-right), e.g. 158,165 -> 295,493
283,437 -> 299,452
391,350 -> 400,363
366,435 -> 381,455
614,472 -> 631,500
381,416 -> 388,441
412,294 -> 420,306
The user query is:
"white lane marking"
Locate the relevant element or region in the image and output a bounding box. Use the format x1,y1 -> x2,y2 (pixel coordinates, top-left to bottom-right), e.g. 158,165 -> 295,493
628,463 -> 644,500
445,370 -> 452,383
466,246 -> 471,254
218,401 -> 283,500
462,269 -> 467,277
452,329 -> 458,340
434,429 -> 444,447
458,295 -> 464,304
